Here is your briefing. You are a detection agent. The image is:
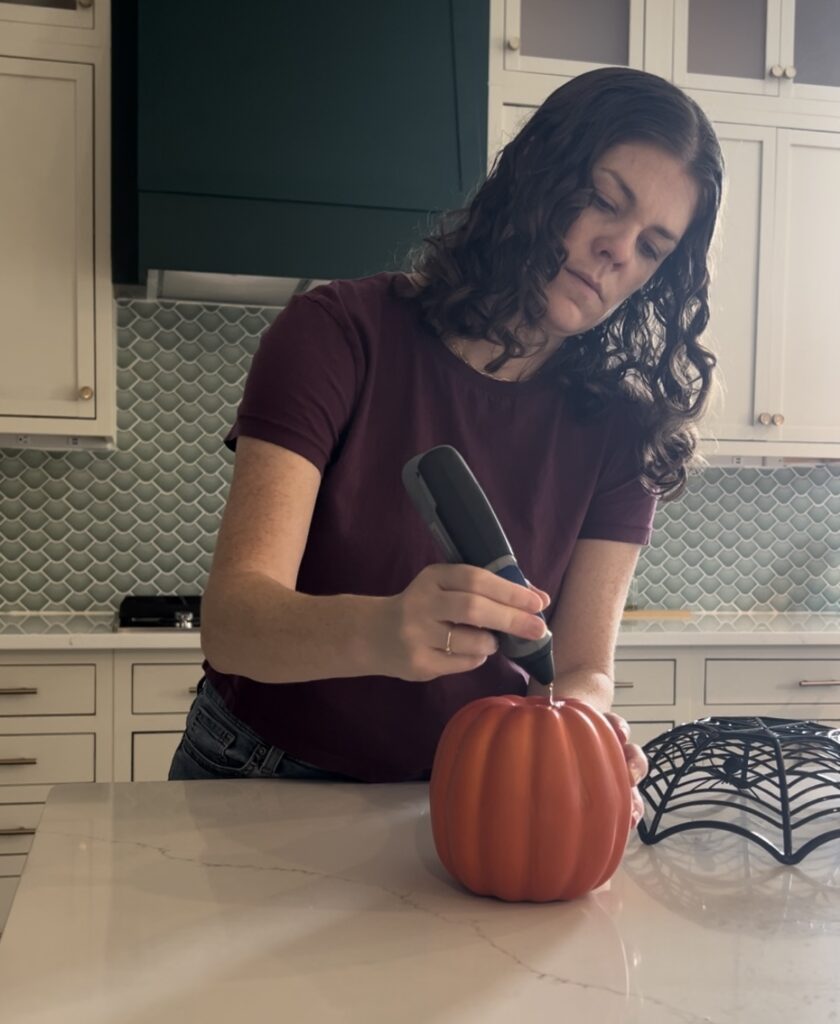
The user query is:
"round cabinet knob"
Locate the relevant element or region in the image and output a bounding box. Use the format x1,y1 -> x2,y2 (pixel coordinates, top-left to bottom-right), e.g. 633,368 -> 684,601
757,412 -> 772,426
784,65 -> 797,80
506,36 -> 521,51
769,64 -> 785,78
77,0 -> 93,8
772,413 -> 785,426
78,386 -> 94,401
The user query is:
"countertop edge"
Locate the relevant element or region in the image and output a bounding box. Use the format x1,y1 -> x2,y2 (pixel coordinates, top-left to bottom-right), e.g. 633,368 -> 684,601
2,627 -> 840,650
615,631 -> 840,647
0,632 -> 204,651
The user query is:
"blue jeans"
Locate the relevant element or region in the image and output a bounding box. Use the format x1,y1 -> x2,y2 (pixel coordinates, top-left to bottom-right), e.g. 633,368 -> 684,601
168,678 -> 352,782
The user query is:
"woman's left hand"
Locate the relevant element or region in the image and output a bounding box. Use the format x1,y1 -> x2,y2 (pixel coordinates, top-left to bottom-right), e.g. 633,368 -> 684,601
603,711 -> 648,831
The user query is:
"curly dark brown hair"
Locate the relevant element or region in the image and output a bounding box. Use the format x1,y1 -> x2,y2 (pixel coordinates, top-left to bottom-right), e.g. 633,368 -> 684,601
406,67 -> 724,500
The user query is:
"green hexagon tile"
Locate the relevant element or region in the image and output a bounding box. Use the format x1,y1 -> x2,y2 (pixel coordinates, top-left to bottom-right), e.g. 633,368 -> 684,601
1,298 -> 839,613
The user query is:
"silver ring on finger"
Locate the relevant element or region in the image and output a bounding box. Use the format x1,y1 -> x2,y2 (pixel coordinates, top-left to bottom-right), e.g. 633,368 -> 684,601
444,628 -> 453,655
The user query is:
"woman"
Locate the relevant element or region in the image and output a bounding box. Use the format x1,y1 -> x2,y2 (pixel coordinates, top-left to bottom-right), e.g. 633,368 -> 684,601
169,67 -> 723,826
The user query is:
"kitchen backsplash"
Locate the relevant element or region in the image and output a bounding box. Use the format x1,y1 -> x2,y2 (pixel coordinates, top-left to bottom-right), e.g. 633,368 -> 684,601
1,297 -> 839,614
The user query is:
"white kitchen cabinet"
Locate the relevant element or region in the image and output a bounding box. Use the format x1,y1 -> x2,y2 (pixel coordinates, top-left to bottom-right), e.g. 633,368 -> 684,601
132,732 -> 184,783
702,125 -> 840,451
501,0 -> 645,79
0,650 -> 112,934
672,0 -> 840,114
613,659 -> 676,705
113,652 -> 203,782
612,650 -> 686,748
699,123 -> 776,446
705,657 -> 840,706
611,658 -> 677,746
0,0 -> 104,49
615,643 -> 840,743
764,129 -> 840,444
0,3 -> 114,448
0,804 -> 41,856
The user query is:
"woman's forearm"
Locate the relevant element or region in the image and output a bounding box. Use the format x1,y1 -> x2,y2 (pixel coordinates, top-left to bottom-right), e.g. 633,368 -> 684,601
200,570 -> 391,684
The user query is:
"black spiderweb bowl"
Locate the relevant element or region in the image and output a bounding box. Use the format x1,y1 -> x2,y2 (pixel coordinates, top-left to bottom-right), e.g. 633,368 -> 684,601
637,716 -> 840,864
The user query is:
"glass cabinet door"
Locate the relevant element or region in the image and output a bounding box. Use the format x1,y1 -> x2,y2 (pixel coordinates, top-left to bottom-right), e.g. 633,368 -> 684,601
673,0 -> 784,96
787,0 -> 840,99
504,0 -> 644,76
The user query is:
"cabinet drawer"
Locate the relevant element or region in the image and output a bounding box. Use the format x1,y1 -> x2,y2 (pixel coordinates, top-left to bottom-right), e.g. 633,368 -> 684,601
132,663 -> 203,714
0,876 -> 18,934
0,854 -> 26,878
0,664 -> 95,716
706,660 -> 840,705
0,733 -> 95,786
132,731 -> 183,782
626,720 -> 675,747
613,660 -> 675,705
0,804 -> 41,855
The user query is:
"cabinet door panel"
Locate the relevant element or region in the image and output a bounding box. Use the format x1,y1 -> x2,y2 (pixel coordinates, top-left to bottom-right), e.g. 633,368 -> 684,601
787,0 -> 840,106
627,720 -> 675,746
673,0 -> 782,96
504,0 -> 644,76
0,664 -> 96,716
770,131 -> 840,442
705,659 -> 840,705
132,732 -> 182,782
701,125 -> 775,442
0,734 -> 94,787
793,0 -> 840,88
131,663 -> 203,714
0,804 -> 41,856
613,660 -> 676,706
0,57 -> 95,421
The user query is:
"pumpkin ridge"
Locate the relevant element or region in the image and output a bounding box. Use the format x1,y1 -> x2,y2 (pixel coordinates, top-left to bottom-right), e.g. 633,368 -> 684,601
561,704 -> 626,897
528,702 -> 571,900
447,702 -> 511,893
543,704 -> 586,898
482,702 -> 540,900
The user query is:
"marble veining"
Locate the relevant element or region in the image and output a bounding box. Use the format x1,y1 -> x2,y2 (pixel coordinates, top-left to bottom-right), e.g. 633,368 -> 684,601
0,780 -> 837,1023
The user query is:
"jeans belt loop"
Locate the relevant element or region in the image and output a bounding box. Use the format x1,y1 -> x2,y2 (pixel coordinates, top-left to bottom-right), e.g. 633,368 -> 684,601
259,745 -> 285,776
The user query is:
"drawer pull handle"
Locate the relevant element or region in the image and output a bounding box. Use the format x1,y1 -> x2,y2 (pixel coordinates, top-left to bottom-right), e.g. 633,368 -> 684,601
614,681 -> 635,689
0,758 -> 37,766
798,680 -> 840,687
188,686 -> 198,694
0,688 -> 38,696
0,827 -> 36,836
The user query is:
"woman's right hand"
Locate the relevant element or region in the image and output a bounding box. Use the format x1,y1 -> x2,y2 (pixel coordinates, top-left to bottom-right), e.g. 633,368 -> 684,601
379,564 -> 550,681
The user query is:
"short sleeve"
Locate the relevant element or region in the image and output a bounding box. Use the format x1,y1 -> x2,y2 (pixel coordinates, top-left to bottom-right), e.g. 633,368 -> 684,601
226,291 -> 364,472
578,402 -> 658,546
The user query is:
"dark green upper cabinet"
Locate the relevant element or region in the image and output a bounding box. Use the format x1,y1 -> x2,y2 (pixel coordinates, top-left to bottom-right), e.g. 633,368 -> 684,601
113,0 -> 489,283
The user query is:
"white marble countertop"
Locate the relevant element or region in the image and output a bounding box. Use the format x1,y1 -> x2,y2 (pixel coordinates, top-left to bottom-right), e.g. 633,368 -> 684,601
616,610 -> 840,646
0,779 -> 838,1023
3,610 -> 840,649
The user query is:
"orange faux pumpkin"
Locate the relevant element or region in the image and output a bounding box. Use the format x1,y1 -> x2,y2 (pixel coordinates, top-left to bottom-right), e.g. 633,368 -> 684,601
429,695 -> 632,902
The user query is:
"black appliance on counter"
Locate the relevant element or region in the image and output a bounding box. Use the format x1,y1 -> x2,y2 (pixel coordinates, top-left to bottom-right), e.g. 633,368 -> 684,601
117,595 -> 201,630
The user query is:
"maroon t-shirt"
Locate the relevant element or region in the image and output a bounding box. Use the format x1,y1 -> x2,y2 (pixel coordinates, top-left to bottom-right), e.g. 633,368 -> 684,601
205,273 -> 657,781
